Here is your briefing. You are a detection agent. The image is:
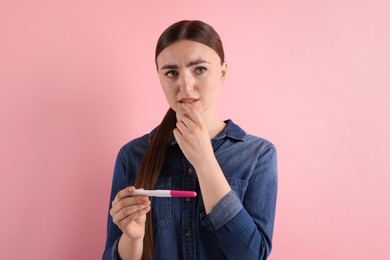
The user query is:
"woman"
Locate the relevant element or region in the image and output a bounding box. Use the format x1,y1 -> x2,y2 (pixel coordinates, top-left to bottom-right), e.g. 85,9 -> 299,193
103,20 -> 278,260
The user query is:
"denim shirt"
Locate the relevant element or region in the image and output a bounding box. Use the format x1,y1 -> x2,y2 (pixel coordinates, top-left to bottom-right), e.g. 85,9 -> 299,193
103,120 -> 278,260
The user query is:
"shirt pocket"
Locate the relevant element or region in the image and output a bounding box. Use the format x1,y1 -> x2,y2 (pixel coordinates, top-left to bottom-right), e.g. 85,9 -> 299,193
226,177 -> 249,201
198,177 -> 249,216
152,177 -> 172,230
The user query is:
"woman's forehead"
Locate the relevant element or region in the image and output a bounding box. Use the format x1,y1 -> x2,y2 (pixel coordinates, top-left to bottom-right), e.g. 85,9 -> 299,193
157,40 -> 220,65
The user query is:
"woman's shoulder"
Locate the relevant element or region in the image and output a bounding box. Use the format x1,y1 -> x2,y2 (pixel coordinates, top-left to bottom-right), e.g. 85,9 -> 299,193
119,127 -> 156,157
121,133 -> 148,148
244,132 -> 276,158
226,119 -> 275,151
245,131 -> 275,147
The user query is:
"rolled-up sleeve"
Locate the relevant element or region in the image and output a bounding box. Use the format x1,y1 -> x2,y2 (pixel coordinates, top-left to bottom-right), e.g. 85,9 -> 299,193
200,190 -> 243,230
103,238 -> 121,260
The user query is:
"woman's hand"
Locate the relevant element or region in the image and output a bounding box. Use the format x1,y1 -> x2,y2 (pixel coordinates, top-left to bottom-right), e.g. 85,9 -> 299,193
174,105 -> 232,214
173,105 -> 214,167
110,186 -> 151,240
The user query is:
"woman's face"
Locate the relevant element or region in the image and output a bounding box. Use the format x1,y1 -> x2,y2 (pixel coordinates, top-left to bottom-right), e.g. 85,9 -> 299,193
156,40 -> 227,117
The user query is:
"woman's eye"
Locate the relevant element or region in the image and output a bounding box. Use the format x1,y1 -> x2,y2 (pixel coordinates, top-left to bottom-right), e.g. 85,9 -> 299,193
165,71 -> 178,78
195,67 -> 207,74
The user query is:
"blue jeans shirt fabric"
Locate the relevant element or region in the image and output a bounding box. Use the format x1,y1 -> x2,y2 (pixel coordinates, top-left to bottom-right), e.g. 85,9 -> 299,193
103,120 -> 278,260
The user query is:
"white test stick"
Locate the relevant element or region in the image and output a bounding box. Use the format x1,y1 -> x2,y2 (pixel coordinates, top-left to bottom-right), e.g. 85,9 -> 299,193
132,189 -> 197,198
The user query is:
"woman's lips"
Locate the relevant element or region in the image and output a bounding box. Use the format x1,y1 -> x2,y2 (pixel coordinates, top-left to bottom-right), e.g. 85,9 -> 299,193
178,98 -> 199,104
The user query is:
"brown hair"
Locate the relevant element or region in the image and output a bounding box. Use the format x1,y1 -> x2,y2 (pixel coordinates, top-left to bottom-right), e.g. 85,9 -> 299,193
134,20 -> 225,260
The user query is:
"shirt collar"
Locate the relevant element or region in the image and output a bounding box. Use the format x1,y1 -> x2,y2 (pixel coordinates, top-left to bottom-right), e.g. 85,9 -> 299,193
212,119 -> 247,142
148,119 -> 247,144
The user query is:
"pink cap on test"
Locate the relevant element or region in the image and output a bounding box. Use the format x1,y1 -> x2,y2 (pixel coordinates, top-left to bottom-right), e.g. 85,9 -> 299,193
170,190 -> 197,198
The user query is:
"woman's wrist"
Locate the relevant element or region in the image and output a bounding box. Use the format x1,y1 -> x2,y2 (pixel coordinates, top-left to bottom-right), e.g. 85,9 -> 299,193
118,233 -> 144,260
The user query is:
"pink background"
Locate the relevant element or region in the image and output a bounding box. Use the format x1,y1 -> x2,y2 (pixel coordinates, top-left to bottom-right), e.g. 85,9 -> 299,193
1,1 -> 389,259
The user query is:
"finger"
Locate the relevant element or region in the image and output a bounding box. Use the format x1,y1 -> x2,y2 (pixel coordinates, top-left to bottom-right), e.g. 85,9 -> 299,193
176,114 -> 192,129
112,186 -> 134,206
179,105 -> 198,123
111,190 -> 150,214
118,205 -> 151,229
118,205 -> 151,223
112,186 -> 149,206
173,128 -> 184,145
180,115 -> 196,128
176,110 -> 185,123
183,106 -> 203,125
176,112 -> 198,133
110,196 -> 151,221
175,120 -> 188,135
111,195 -> 150,215
112,201 -> 151,223
177,103 -> 198,121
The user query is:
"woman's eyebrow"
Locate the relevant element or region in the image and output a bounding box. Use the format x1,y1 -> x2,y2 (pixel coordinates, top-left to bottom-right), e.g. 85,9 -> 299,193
160,59 -> 210,71
160,64 -> 178,70
186,59 -> 210,67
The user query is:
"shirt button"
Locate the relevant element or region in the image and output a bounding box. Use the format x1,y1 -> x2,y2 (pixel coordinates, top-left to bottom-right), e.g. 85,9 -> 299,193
185,197 -> 192,203
188,168 -> 193,174
184,231 -> 192,237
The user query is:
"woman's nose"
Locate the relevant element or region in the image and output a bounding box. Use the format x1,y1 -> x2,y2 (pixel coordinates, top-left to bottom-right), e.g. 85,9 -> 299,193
179,72 -> 194,93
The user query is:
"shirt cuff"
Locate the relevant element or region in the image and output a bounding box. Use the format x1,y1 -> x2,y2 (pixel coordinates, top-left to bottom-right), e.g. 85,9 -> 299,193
200,190 -> 243,230
111,237 -> 122,260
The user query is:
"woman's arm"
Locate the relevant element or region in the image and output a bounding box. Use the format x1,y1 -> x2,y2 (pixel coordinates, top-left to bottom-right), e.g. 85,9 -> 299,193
174,106 -> 277,259
201,146 -> 278,259
173,106 -> 232,213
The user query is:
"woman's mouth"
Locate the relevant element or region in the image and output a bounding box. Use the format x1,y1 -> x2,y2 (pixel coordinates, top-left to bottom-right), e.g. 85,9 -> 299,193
178,98 -> 199,104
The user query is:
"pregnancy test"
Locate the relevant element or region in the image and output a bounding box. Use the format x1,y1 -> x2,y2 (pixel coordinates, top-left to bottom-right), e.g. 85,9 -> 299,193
133,189 -> 197,198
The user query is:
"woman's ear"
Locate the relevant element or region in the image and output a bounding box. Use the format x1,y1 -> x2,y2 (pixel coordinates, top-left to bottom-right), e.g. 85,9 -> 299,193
220,62 -> 228,84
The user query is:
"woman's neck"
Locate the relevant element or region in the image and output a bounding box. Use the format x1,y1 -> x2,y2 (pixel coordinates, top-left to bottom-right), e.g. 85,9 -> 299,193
203,111 -> 226,139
